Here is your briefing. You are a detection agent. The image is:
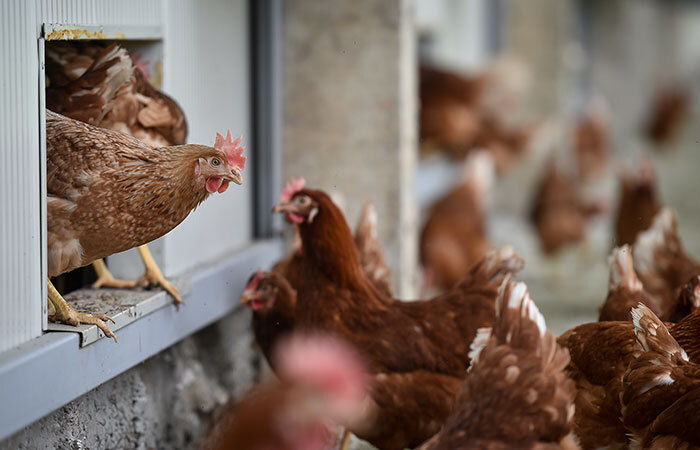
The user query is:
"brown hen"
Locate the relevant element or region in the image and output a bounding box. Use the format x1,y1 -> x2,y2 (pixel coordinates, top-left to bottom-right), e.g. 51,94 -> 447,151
633,208 -> 700,308
530,161 -> 602,255
46,42 -> 189,302
645,84 -> 689,148
419,63 -> 534,170
273,183 -> 524,449
417,280 -> 579,450
621,304 -> 700,449
598,245 -> 664,322
205,334 -> 368,450
614,158 -> 661,247
47,110 -> 245,339
560,277 -> 700,449
420,152 -> 493,293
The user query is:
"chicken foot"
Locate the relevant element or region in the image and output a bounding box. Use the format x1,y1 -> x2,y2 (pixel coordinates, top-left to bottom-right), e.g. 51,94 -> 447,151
48,278 -> 117,342
91,245 -> 182,304
92,259 -> 138,289
135,245 -> 183,304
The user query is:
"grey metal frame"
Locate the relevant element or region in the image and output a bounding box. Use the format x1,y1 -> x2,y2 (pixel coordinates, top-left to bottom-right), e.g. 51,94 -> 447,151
251,0 -> 283,238
0,0 -> 284,441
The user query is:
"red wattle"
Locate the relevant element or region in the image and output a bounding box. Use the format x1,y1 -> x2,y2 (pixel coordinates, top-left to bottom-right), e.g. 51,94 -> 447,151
218,180 -> 230,193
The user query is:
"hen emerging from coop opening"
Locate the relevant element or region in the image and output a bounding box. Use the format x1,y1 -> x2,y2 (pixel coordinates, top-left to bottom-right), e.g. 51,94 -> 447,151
44,41 -> 246,340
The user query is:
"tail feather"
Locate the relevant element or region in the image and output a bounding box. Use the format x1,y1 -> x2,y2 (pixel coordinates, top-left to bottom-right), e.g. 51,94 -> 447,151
461,151 -> 495,206
46,43 -> 134,121
471,246 -> 524,285
633,208 -> 676,276
630,303 -> 687,361
609,245 -> 643,291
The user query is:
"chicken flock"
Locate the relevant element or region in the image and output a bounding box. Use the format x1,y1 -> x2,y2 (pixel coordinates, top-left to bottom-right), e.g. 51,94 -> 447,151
43,42 -> 700,450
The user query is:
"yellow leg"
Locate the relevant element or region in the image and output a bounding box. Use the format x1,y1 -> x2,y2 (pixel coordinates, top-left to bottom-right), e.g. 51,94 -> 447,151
48,278 -> 117,342
136,244 -> 182,304
92,259 -> 138,289
339,430 -> 351,450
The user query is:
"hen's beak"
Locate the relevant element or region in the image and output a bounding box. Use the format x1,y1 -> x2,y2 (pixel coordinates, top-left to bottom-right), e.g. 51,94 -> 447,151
273,202 -> 296,214
226,168 -> 243,185
239,288 -> 256,306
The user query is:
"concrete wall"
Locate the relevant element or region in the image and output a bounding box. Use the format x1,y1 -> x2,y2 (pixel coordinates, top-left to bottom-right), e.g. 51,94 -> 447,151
282,0 -> 418,298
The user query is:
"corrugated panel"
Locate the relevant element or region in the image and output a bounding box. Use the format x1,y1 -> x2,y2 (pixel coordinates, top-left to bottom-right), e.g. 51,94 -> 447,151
37,0 -> 162,26
0,0 -> 43,353
159,0 -> 252,277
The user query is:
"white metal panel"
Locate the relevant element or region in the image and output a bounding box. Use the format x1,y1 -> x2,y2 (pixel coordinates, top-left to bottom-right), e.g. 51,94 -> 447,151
159,0 -> 252,277
37,0 -> 162,26
0,0 -> 43,353
415,0 -> 489,71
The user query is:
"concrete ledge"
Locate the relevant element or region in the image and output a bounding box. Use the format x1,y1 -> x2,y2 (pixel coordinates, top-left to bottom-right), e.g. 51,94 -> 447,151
0,238 -> 284,442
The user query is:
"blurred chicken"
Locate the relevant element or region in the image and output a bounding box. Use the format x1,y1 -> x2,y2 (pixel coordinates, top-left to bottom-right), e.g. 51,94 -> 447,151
614,158 -> 661,246
418,280 -> 579,450
273,181 -> 524,449
633,208 -> 700,308
598,245 -> 664,322
573,102 -> 609,179
419,62 -> 534,171
205,334 -> 368,450
420,152 -> 494,293
46,42 -> 189,302
645,84 -> 689,148
530,161 -> 602,255
240,270 -> 297,368
621,304 -> 700,449
47,111 -> 245,339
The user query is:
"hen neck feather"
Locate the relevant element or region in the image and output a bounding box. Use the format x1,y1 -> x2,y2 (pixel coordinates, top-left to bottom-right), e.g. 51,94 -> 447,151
113,144 -> 210,214
298,193 -> 382,299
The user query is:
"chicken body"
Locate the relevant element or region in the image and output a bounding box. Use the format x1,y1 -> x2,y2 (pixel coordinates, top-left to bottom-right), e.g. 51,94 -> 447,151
621,304 -> 700,449
240,271 -> 298,369
560,280 -> 700,449
46,42 -> 187,148
242,201 -> 394,368
573,106 -> 609,179
530,162 -> 601,255
645,84 -> 689,148
418,281 -> 578,450
633,208 -> 700,309
205,335 -> 367,450
420,152 -> 493,293
419,63 -> 533,170
46,42 -> 190,302
47,111 -> 243,336
275,188 -> 523,449
598,245 -> 664,322
614,158 -> 660,247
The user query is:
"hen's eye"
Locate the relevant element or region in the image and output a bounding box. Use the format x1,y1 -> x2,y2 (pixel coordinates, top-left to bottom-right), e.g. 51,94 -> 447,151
295,196 -> 308,205
211,158 -> 221,167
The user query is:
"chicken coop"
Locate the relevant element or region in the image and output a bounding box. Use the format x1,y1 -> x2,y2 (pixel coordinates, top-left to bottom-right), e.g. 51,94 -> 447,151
2,0 -> 700,448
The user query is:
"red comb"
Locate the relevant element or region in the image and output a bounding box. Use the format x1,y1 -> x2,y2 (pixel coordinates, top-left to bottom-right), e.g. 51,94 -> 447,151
247,268 -> 264,290
215,130 -> 246,170
281,177 -> 306,203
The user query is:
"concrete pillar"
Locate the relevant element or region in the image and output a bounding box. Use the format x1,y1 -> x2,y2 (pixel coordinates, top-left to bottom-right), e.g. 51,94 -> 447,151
282,0 -> 418,298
